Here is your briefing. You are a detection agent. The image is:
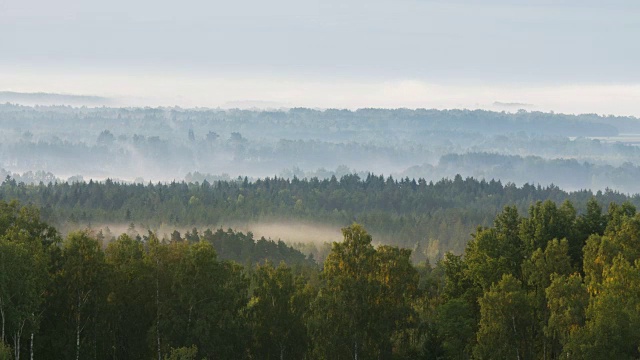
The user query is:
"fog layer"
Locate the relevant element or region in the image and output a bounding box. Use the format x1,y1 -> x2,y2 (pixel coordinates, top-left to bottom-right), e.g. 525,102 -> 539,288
2,104 -> 640,193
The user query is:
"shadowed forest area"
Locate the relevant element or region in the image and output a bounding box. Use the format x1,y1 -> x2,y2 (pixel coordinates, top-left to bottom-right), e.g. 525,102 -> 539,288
1,197 -> 640,359
0,173 -> 636,263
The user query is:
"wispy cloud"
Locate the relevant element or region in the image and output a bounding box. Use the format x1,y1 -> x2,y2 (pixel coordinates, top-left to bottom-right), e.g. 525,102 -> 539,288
2,70 -> 639,116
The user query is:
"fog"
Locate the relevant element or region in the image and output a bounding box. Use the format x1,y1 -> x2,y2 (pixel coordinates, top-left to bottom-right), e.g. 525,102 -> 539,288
3,74 -> 640,117
2,104 -> 640,193
61,220 -> 341,262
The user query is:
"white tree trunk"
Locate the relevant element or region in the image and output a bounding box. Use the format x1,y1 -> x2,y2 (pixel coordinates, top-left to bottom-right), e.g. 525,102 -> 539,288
187,306 -> 192,334
30,332 -> 34,360
156,261 -> 162,360
13,335 -> 20,360
354,339 -> 358,360
13,320 -> 25,360
512,315 -> 520,360
76,319 -> 80,360
0,301 -> 4,344
76,294 -> 81,360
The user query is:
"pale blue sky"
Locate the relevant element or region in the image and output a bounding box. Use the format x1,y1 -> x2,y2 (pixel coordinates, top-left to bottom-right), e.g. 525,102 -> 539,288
1,0 -> 639,113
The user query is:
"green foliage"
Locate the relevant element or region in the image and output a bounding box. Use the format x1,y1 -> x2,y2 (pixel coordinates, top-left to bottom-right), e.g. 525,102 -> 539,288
247,262 -> 309,359
464,206 -> 526,291
545,273 -> 589,356
200,228 -> 314,267
310,224 -> 419,359
2,173 -> 636,261
436,298 -> 475,359
564,256 -> 640,359
166,345 -> 198,360
1,196 -> 640,359
104,234 -> 153,359
474,274 -> 535,359
0,342 -> 11,360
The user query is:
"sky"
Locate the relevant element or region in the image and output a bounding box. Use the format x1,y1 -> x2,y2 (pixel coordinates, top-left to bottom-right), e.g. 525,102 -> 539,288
1,0 -> 639,115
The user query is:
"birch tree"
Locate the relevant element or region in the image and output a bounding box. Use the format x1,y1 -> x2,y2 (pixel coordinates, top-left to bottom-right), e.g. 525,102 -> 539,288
248,262 -> 308,360
59,232 -> 107,360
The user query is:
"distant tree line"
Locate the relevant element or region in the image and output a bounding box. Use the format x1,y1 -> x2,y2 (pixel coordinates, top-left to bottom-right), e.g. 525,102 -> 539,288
403,152 -> 640,194
1,174 -> 637,261
2,104 -> 640,191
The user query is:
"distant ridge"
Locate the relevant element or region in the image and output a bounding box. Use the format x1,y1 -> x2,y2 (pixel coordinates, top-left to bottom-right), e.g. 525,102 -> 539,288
493,101 -> 534,109
0,91 -> 114,107
221,100 -> 289,110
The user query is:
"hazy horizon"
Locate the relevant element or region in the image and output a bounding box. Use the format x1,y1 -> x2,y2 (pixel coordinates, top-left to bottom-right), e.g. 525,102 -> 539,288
2,0 -> 640,115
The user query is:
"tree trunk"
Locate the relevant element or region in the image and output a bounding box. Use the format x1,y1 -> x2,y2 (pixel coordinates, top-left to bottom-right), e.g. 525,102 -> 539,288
0,302 -> 4,344
156,261 -> 162,360
354,339 -> 358,360
187,305 -> 192,334
13,335 -> 20,360
13,336 -> 19,360
77,293 -> 81,360
511,315 -> 520,360
76,318 -> 81,360
13,320 -> 25,360
30,332 -> 34,360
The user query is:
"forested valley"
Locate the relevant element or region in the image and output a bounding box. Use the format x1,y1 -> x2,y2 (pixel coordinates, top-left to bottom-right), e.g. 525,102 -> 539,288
3,105 -> 640,193
1,174 -> 636,261
5,0 -> 640,357
2,194 -> 640,359
2,105 -> 640,359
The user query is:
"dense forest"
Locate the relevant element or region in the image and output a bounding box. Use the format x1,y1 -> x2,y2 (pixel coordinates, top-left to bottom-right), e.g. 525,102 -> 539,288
1,195 -> 640,359
2,104 -> 640,359
1,174 -> 636,262
2,104 -> 640,192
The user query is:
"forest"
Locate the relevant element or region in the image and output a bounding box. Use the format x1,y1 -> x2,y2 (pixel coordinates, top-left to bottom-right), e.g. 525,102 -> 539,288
0,173 -> 636,262
2,105 -> 640,359
5,0 -> 639,358
2,105 -> 640,193
1,194 -> 640,359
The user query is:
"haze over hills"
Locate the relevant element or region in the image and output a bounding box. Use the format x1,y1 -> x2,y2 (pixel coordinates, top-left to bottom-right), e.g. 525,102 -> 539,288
4,0 -> 640,359
1,103 -> 640,192
0,91 -> 116,107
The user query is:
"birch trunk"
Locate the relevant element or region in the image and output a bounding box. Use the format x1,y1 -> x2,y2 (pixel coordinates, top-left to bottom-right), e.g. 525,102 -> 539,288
156,260 -> 161,360
0,301 -> 4,343
187,305 -> 192,334
13,335 -> 19,360
13,320 -> 25,360
512,315 -> 520,360
30,332 -> 34,360
76,293 -> 81,360
354,339 -> 358,360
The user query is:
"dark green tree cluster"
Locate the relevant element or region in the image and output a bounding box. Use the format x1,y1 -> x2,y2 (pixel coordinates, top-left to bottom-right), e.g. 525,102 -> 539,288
434,199 -> 640,359
165,227 -> 314,268
3,196 -> 640,359
1,174 -> 636,260
0,201 -> 422,359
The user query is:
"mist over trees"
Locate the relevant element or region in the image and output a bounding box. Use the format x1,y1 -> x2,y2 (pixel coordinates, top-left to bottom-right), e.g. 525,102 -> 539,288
2,197 -> 640,359
2,103 -> 640,358
1,173 -> 637,262
2,104 -> 640,192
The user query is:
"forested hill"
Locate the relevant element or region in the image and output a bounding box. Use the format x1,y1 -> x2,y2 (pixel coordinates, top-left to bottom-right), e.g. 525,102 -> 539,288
1,174 -> 637,260
3,104 -> 640,193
